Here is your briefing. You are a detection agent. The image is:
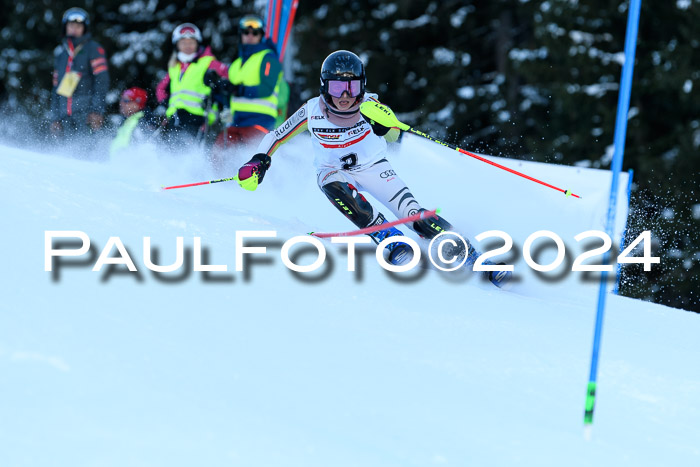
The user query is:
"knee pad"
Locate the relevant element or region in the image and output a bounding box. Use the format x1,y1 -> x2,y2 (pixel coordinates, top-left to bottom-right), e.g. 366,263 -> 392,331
413,209 -> 454,239
321,181 -> 375,228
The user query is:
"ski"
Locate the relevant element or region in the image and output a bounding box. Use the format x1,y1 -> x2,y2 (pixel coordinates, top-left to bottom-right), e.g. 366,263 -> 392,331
310,209 -> 439,238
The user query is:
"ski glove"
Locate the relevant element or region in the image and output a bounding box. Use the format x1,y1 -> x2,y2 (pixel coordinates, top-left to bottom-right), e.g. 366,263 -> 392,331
203,70 -> 219,87
231,85 -> 245,97
366,118 -> 390,136
211,81 -> 235,108
235,153 -> 271,191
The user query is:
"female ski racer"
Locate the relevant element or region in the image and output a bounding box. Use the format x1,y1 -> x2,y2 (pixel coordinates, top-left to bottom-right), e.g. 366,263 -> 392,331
234,50 -> 510,287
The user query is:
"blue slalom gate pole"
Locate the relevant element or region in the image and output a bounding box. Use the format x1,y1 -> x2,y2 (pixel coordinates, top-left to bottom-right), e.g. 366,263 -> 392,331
614,169 -> 635,295
584,0 -> 643,429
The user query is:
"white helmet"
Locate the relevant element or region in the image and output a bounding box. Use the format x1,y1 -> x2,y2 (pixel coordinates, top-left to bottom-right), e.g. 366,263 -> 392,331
172,23 -> 202,45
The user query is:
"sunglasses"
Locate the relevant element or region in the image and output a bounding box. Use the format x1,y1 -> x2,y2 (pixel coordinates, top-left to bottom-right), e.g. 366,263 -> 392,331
241,28 -> 263,36
327,80 -> 362,98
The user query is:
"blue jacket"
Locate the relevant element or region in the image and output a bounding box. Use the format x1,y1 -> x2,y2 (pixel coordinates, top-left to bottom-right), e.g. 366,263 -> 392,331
51,34 -> 110,123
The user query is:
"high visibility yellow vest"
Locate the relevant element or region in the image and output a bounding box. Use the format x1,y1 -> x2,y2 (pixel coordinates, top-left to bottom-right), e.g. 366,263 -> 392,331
228,50 -> 280,119
167,56 -> 214,118
110,111 -> 144,157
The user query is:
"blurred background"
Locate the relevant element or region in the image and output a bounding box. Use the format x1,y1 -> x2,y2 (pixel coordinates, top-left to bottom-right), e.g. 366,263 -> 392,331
0,0 -> 698,311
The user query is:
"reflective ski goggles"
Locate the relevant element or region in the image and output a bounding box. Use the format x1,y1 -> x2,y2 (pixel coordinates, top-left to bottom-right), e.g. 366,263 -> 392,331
178,26 -> 198,37
240,16 -> 264,30
121,94 -> 143,104
326,80 -> 362,98
65,13 -> 87,23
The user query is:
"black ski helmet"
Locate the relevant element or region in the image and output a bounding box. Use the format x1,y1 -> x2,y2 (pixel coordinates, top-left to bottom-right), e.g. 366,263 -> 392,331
62,7 -> 90,35
319,50 -> 366,102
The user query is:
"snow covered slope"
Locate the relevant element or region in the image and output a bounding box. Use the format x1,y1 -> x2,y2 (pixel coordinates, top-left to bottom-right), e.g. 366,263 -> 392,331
1,138 -> 698,467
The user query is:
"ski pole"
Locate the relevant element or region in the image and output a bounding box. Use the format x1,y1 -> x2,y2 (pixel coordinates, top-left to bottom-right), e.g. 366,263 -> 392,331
311,209 -> 439,238
162,176 -> 237,190
360,102 -> 581,199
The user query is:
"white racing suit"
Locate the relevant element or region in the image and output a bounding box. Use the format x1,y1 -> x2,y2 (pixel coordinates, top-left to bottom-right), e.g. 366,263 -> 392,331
252,93 -> 511,286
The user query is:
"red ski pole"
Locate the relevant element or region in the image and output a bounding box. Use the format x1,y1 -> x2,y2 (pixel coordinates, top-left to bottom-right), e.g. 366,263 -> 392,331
360,102 -> 581,199
311,209 -> 439,238
161,176 -> 237,190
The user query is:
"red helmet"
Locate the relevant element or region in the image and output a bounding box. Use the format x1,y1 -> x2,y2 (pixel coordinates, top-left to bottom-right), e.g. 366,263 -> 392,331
121,87 -> 148,110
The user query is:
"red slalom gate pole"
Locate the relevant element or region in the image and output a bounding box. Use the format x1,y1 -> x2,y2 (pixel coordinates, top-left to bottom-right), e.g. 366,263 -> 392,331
161,176 -> 237,191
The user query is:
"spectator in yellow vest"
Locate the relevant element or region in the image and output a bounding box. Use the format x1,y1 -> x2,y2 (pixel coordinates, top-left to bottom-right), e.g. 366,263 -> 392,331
211,15 -> 286,166
231,15 -> 284,133
155,23 -> 229,143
